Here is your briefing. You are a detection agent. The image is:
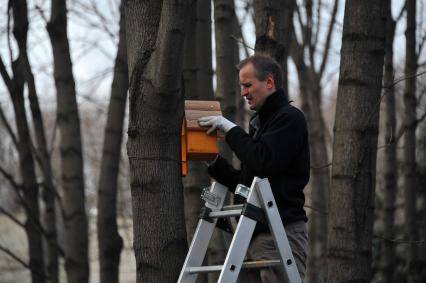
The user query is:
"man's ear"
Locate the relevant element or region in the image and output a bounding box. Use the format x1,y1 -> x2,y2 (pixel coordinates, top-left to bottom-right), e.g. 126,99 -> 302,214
266,74 -> 275,90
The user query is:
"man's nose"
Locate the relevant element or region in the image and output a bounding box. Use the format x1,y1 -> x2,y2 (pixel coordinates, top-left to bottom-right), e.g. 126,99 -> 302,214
241,88 -> 248,97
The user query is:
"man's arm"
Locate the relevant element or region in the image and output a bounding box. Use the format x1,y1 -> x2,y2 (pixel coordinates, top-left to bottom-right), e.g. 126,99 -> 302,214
207,155 -> 240,190
225,108 -> 308,177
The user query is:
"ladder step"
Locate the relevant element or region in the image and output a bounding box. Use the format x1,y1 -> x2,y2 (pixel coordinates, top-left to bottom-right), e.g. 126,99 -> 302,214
222,204 -> 244,211
209,209 -> 242,218
187,259 -> 282,274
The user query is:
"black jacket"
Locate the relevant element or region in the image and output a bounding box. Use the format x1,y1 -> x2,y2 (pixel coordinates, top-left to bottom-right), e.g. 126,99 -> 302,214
208,89 -> 310,231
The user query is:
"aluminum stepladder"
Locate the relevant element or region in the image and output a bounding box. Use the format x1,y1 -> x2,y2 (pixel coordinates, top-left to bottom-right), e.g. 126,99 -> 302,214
178,177 -> 302,283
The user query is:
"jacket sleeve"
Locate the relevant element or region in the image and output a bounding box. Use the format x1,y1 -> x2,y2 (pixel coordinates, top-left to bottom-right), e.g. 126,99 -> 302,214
207,155 -> 240,190
225,108 -> 308,177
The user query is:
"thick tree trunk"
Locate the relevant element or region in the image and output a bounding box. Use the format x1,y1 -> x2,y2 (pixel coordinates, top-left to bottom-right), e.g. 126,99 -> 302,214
97,2 -> 128,283
253,0 -> 295,97
47,0 -> 89,282
8,1 -> 46,282
125,0 -> 189,282
326,0 -> 386,282
403,1 -> 420,282
381,4 -> 397,282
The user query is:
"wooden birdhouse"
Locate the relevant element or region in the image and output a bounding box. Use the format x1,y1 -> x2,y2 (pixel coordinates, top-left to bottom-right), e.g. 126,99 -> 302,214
182,100 -> 222,176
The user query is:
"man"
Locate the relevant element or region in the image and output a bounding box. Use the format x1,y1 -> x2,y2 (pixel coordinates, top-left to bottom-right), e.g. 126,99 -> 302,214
198,54 -> 310,282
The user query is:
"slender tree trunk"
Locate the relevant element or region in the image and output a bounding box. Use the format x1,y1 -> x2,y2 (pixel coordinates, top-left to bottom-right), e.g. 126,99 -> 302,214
381,4 -> 397,282
23,14 -> 59,283
97,2 -> 128,283
125,0 -> 190,281
253,0 -> 295,97
8,1 -> 46,282
47,0 -> 89,282
403,1 -> 419,282
326,0 -> 386,282
214,0 -> 238,124
196,0 -> 214,101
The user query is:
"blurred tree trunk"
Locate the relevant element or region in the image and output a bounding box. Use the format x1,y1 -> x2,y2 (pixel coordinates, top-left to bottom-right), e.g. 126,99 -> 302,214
196,0 -> 214,101
211,1 -> 241,282
326,0 -> 386,282
97,2 -> 128,283
182,3 -> 210,283
22,3 -> 59,281
47,0 -> 89,282
1,1 -> 46,282
125,0 -> 190,282
289,1 -> 339,282
403,1 -> 420,282
253,0 -> 295,97
381,3 -> 397,282
182,0 -> 213,246
214,0 -> 238,128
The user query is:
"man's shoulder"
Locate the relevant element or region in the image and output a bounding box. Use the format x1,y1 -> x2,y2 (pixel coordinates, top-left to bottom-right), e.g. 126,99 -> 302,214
276,104 -> 307,122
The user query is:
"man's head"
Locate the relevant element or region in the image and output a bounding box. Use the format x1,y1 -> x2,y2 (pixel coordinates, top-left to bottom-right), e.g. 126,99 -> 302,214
238,54 -> 283,111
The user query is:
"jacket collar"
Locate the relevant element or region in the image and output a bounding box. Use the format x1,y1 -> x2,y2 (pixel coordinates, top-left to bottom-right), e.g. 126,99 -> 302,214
257,88 -> 289,124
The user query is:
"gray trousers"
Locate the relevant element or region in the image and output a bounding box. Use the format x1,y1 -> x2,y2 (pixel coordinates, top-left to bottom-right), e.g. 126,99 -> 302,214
239,221 -> 308,283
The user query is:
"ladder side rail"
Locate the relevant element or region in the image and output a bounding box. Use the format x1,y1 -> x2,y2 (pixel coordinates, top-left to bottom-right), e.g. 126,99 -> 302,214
255,178 -> 302,283
177,182 -> 228,283
217,180 -> 263,283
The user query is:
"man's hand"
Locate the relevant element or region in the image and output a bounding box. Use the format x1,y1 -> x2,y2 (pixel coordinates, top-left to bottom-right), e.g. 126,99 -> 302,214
198,116 -> 237,135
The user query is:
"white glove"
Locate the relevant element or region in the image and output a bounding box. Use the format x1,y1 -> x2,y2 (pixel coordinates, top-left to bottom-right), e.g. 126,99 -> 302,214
198,116 -> 237,135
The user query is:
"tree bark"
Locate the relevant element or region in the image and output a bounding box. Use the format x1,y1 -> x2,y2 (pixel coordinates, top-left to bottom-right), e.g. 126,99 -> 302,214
253,0 -> 295,97
97,2 -> 128,283
381,3 -> 397,282
7,1 -> 46,282
403,1 -> 420,282
326,0 -> 386,282
47,0 -> 89,282
125,0 -> 190,281
196,0 -> 214,100
289,2 -> 339,281
214,0 -> 238,162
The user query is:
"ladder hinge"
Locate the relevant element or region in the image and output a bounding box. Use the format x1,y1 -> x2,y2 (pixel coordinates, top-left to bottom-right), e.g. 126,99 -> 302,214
242,203 -> 266,224
199,206 -> 214,223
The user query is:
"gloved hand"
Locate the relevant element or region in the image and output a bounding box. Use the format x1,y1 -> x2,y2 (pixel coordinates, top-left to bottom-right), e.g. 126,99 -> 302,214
198,116 -> 237,135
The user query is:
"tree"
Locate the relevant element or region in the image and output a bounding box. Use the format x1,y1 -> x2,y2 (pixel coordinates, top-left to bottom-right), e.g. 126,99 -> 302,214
381,2 -> 397,282
47,0 -> 89,281
125,0 -> 190,281
97,1 -> 128,283
253,0 -> 295,97
326,0 -> 386,282
0,1 -> 46,282
403,1 -> 421,281
289,1 -> 339,281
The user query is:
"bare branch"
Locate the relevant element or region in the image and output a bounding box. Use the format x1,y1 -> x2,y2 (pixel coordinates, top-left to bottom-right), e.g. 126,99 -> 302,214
0,165 -> 20,190
383,70 -> 426,89
0,105 -> 19,148
0,55 -> 15,94
0,206 -> 25,229
318,0 -> 339,80
34,5 -> 48,23
0,244 -> 46,278
231,35 -> 254,54
396,2 -> 406,22
373,234 -> 425,245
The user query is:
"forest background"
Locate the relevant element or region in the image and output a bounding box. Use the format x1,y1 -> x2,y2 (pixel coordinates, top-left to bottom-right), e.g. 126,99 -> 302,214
0,0 -> 425,283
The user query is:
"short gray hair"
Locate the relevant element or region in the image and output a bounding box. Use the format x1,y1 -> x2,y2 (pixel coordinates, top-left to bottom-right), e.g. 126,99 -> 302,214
237,54 -> 283,88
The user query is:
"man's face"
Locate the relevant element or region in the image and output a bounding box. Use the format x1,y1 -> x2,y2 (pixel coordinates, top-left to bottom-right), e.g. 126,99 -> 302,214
239,63 -> 275,111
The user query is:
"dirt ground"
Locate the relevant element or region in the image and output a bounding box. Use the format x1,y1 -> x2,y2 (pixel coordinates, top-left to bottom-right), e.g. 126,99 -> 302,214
0,214 -> 136,283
